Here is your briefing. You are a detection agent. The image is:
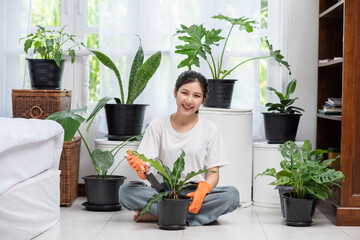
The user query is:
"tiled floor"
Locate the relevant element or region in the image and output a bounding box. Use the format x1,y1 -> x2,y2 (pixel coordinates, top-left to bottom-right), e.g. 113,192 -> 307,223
34,197 -> 360,240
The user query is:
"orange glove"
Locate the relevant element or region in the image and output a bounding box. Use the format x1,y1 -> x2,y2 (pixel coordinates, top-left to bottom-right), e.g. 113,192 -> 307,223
186,181 -> 212,214
126,150 -> 149,180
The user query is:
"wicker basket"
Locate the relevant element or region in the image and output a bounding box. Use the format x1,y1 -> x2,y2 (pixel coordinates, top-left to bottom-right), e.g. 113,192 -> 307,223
60,137 -> 81,207
12,89 -> 71,119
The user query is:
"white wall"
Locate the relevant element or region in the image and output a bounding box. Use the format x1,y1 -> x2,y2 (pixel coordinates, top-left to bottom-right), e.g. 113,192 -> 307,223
287,0 -> 319,146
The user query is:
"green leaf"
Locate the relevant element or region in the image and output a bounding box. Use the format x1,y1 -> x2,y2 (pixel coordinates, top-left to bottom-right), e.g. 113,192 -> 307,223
285,79 -> 297,98
212,14 -> 257,33
90,50 -> 124,103
91,149 -> 114,176
46,109 -> 86,141
177,169 -> 211,190
54,51 -> 62,67
69,49 -> 76,63
265,39 -> 291,74
24,39 -> 33,53
86,96 -> 113,123
128,38 -> 144,97
140,192 -> 170,217
172,149 -> 185,186
127,51 -> 161,104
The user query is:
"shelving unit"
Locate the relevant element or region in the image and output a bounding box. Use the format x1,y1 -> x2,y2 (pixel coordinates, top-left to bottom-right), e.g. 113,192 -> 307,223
316,0 -> 360,226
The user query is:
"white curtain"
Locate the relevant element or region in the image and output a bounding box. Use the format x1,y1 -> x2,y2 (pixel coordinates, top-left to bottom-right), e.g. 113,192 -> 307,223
97,0 -> 288,140
0,1 -> 31,117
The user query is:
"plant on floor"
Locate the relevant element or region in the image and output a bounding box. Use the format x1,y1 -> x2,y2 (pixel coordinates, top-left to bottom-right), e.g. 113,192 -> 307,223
128,149 -> 215,216
175,14 -> 291,79
265,79 -> 304,114
20,25 -> 83,67
47,108 -> 142,177
256,139 -> 344,200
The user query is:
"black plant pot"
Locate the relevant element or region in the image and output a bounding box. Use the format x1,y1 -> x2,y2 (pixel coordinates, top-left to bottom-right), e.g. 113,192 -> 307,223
158,198 -> 191,230
82,175 -> 126,211
283,193 -> 316,227
275,185 -> 294,217
27,59 -> 65,89
203,79 -> 237,109
105,104 -> 148,141
263,112 -> 301,144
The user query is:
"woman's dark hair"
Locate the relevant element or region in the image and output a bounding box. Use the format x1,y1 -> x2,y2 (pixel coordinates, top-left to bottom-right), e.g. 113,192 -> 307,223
175,70 -> 208,102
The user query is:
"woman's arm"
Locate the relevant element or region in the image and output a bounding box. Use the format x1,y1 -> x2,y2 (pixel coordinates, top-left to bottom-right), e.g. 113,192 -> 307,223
206,166 -> 219,188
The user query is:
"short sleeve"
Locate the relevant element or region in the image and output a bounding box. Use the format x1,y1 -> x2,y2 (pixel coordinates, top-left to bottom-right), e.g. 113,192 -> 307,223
204,126 -> 229,169
137,120 -> 161,160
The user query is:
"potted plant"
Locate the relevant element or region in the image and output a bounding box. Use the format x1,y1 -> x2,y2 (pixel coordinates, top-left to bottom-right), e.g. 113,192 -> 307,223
20,25 -> 83,89
263,78 -> 304,143
128,149 -> 214,230
47,107 -> 142,211
256,140 -> 344,226
88,38 -> 161,140
175,14 -> 290,108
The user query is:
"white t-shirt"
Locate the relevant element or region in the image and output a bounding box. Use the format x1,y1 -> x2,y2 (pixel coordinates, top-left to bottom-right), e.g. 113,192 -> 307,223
137,115 -> 229,183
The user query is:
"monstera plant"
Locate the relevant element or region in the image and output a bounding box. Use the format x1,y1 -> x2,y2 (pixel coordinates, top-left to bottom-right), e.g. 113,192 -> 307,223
89,37 -> 162,140
175,14 -> 290,108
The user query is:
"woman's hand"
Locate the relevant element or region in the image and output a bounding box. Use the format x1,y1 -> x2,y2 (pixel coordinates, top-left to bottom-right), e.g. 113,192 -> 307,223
126,150 -> 149,180
187,166 -> 219,214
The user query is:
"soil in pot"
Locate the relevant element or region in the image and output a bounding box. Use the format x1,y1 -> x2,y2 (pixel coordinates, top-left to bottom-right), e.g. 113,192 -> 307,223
283,192 -> 316,227
82,175 -> 126,211
157,198 -> 191,230
27,59 -> 65,90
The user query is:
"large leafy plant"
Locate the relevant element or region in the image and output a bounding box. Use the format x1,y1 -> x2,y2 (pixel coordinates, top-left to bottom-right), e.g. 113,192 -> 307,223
128,150 -> 214,216
89,38 -> 161,109
47,107 -> 142,177
175,14 -> 290,79
256,140 -> 344,200
265,79 -> 304,114
20,25 -> 83,67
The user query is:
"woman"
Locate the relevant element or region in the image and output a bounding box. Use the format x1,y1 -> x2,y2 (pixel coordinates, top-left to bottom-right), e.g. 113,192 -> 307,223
119,70 -> 239,226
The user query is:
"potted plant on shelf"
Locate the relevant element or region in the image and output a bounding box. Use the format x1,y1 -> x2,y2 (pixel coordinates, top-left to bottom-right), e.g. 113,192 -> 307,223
128,149 -> 214,230
20,25 -> 83,89
88,38 -> 161,140
47,107 -> 142,211
263,78 -> 304,144
256,140 -> 344,226
175,14 -> 290,108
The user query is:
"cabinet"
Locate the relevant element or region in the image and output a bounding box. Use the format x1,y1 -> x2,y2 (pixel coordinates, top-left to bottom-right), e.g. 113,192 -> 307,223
316,0 -> 360,225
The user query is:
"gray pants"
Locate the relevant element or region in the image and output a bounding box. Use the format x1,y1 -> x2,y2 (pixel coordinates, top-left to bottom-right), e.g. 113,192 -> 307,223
119,181 -> 240,226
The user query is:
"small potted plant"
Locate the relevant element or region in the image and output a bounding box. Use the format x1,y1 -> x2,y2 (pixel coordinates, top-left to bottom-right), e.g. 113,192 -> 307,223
47,107 -> 142,211
128,149 -> 214,230
19,25 -> 83,89
175,14 -> 290,108
263,78 -> 304,143
88,37 -> 161,140
256,140 -> 344,226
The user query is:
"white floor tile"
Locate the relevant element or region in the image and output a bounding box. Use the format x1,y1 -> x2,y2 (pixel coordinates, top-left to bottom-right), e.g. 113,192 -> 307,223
32,197 -> 360,240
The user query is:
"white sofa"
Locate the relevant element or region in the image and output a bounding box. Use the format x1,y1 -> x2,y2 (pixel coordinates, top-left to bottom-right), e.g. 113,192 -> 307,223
0,117 -> 64,240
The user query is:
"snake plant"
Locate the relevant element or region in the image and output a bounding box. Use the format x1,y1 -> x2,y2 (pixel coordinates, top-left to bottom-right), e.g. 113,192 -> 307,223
89,37 -> 161,112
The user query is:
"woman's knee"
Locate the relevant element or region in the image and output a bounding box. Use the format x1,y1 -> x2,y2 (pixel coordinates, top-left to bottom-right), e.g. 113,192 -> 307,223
222,186 -> 240,207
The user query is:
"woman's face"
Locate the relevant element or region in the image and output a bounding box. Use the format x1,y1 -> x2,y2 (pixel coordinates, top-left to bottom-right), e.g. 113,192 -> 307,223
174,81 -> 204,116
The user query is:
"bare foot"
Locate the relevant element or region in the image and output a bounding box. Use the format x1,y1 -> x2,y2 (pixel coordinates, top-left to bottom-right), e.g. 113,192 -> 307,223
133,210 -> 158,222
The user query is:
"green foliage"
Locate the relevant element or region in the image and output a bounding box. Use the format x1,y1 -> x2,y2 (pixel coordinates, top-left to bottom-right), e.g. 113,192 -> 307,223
256,140 -> 345,200
19,25 -> 84,67
265,79 -> 304,114
90,37 -> 161,104
175,14 -> 290,79
47,107 -> 142,177
129,150 -> 215,216
46,107 -> 86,141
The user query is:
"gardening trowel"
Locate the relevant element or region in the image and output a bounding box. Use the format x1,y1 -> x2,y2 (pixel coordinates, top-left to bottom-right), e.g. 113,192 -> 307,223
141,166 -> 164,192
